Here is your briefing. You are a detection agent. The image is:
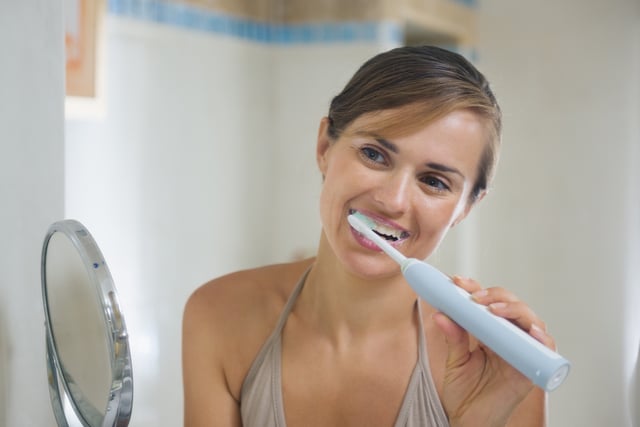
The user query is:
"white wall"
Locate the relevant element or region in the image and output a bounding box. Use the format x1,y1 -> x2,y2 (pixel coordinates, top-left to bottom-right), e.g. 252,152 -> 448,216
0,1 -> 64,426
474,1 -> 640,425
65,17 -> 274,425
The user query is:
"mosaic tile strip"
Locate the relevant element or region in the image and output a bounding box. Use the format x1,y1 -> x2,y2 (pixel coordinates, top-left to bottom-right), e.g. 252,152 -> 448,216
107,0 -> 404,45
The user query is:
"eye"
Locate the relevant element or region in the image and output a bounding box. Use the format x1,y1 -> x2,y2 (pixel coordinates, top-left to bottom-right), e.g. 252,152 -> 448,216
359,146 -> 387,165
419,175 -> 450,192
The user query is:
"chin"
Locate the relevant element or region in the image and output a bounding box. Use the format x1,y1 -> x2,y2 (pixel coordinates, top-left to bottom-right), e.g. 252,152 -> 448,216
343,253 -> 402,281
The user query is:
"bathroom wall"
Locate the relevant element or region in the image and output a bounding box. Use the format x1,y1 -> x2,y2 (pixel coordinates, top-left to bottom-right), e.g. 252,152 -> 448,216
474,1 -> 640,425
0,1 -> 64,426
66,19 -> 272,426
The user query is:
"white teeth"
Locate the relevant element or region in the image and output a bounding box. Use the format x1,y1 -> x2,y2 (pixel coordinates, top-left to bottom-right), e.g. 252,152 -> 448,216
351,210 -> 408,241
373,224 -> 402,239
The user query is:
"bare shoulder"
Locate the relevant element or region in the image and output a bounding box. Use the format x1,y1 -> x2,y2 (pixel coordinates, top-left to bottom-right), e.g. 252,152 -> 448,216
185,259 -> 313,329
182,258 -> 314,400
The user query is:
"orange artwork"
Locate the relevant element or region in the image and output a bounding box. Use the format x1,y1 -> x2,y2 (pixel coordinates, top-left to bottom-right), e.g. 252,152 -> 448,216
65,0 -> 101,98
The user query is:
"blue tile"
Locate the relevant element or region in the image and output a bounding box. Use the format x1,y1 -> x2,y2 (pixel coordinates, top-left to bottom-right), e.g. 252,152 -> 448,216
107,1 -> 403,46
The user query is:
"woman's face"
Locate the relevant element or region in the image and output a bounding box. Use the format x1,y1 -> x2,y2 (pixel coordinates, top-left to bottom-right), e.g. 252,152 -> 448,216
317,107 -> 488,279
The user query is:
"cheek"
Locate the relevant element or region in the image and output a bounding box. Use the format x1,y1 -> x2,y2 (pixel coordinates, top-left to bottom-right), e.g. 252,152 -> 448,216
318,168 -> 348,226
318,161 -> 370,227
416,198 -> 465,235
318,184 -> 333,224
414,207 -> 458,258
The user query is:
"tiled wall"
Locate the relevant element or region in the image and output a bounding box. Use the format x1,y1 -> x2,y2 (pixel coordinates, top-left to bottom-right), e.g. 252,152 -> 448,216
108,0 -> 403,44
108,0 -> 478,45
111,0 -> 477,22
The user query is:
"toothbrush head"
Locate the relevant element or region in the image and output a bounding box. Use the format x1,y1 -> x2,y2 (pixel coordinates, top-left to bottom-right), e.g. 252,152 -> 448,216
347,212 -> 408,266
348,211 -> 377,231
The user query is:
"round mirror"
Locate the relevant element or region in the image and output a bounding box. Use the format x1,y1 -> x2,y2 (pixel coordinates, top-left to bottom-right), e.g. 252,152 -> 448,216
41,219 -> 133,427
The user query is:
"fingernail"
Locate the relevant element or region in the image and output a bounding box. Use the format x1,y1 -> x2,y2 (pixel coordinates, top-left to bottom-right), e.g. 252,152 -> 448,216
530,323 -> 545,338
472,289 -> 488,299
530,324 -> 547,343
451,275 -> 468,283
489,302 -> 507,310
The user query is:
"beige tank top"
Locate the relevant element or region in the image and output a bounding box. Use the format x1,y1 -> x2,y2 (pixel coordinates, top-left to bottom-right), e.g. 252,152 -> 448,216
240,269 -> 450,426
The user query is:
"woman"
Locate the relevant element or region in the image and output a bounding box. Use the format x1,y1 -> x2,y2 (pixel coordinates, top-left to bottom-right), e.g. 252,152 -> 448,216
182,45 -> 555,426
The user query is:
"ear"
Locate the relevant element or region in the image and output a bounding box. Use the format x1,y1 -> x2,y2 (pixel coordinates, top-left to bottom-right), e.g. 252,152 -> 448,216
451,190 -> 487,228
316,117 -> 332,176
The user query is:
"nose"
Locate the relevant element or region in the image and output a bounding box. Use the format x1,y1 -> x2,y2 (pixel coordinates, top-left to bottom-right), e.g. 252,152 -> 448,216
372,169 -> 413,215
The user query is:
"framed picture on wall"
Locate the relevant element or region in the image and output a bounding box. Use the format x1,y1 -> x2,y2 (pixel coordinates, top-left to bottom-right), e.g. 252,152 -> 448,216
65,0 -> 105,118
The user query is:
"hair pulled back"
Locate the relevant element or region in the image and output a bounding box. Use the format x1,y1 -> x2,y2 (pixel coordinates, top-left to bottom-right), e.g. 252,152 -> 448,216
327,45 -> 501,202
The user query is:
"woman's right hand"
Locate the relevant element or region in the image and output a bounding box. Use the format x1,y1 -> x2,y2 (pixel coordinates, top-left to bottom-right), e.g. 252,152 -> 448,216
433,276 -> 551,427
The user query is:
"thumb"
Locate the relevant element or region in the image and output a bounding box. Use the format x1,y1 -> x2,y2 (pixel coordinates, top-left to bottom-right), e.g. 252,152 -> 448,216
433,312 -> 471,368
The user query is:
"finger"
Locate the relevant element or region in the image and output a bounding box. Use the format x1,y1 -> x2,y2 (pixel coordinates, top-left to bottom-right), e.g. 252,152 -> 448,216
432,312 -> 472,368
471,286 -> 520,305
530,323 -> 557,351
451,275 -> 482,294
486,300 -> 543,332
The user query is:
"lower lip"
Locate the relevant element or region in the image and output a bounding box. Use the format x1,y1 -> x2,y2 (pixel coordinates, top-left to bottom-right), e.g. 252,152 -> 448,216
350,226 -> 386,252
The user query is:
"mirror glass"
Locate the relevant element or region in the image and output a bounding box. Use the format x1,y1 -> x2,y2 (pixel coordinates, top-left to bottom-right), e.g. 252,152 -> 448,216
41,220 -> 133,427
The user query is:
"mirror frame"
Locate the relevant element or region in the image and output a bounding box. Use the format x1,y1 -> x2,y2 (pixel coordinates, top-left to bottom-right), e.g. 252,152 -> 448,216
41,219 -> 133,427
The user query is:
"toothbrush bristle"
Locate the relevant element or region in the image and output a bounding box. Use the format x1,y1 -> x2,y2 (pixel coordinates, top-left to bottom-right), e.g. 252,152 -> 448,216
351,211 -> 376,229
348,213 -> 372,235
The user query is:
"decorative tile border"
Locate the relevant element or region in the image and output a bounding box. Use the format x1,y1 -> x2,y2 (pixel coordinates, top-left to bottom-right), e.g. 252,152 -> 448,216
455,0 -> 478,7
107,0 -> 403,45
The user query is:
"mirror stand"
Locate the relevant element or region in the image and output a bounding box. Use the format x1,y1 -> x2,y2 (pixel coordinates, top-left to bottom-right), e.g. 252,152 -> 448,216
41,220 -> 133,427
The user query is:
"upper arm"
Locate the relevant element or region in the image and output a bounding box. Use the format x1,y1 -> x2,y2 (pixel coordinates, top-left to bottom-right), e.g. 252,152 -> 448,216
182,287 -> 242,427
506,387 -> 547,427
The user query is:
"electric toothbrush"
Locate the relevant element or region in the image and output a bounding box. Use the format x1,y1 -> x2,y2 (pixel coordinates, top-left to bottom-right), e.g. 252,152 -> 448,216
348,212 -> 570,392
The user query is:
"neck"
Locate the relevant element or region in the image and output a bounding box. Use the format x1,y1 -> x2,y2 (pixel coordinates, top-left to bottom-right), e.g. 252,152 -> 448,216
298,233 -> 418,344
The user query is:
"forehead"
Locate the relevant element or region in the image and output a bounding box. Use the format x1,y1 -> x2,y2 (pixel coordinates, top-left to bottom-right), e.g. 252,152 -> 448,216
343,105 -> 490,143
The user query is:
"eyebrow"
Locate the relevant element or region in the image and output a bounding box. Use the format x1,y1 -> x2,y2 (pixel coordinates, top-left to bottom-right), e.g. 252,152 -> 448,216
374,137 -> 398,153
426,162 -> 464,178
374,137 -> 465,178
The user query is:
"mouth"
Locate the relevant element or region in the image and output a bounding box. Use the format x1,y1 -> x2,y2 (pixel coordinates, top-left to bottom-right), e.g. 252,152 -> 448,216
348,209 -> 410,242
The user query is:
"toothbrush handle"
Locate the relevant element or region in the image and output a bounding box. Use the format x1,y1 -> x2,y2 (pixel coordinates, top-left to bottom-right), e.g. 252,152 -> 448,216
402,259 -> 570,392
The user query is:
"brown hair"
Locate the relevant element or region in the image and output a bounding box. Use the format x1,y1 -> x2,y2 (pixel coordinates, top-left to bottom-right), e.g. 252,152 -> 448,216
327,45 -> 501,202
